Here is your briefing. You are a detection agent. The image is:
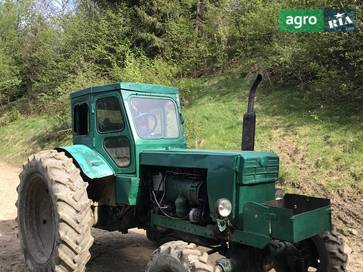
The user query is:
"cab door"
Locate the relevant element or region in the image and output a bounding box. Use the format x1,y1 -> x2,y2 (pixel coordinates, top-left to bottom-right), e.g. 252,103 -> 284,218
92,91 -> 135,174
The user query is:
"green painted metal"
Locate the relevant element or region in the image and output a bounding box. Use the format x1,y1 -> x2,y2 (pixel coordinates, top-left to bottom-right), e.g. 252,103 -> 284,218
151,212 -> 215,238
140,149 -> 278,222
291,206 -> 331,242
235,182 -> 275,228
150,212 -> 270,249
236,152 -> 279,185
243,194 -> 332,243
115,176 -> 140,205
231,229 -> 270,249
58,145 -> 114,179
67,81 -> 332,250
71,82 -> 178,99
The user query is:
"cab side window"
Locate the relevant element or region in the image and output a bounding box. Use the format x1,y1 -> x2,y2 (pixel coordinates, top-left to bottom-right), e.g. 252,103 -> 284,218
73,103 -> 89,135
96,97 -> 124,133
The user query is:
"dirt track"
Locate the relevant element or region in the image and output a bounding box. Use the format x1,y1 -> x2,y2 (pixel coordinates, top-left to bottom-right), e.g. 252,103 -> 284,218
0,160 -> 361,271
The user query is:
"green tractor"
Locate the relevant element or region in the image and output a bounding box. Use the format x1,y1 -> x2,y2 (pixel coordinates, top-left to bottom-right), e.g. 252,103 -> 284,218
16,75 -> 347,272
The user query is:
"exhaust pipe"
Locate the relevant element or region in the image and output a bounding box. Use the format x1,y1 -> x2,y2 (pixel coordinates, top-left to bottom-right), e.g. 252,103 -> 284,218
241,74 -> 262,151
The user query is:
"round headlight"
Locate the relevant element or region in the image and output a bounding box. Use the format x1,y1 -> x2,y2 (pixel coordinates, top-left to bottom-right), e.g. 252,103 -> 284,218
216,198 -> 232,218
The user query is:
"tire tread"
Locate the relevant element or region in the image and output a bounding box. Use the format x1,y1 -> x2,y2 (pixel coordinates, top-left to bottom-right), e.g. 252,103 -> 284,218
146,240 -> 214,272
17,150 -> 94,272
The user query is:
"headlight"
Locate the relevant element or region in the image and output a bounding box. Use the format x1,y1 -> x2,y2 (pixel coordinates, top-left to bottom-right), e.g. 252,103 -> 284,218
216,198 -> 232,217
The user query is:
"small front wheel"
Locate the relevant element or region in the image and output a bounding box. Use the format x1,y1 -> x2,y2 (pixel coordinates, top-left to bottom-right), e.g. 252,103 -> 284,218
146,241 -> 214,272
272,228 -> 348,271
309,229 -> 348,271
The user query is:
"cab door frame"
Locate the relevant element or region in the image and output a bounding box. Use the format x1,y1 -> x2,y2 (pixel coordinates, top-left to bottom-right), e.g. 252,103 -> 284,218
92,90 -> 136,174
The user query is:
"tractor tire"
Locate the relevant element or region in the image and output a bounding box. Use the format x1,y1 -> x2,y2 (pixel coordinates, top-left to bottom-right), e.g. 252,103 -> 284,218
16,150 -> 94,272
310,229 -> 348,272
273,228 -> 348,272
146,241 -> 214,272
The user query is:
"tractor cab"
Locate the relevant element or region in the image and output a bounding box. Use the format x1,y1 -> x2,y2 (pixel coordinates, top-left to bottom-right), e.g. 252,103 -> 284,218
69,82 -> 187,176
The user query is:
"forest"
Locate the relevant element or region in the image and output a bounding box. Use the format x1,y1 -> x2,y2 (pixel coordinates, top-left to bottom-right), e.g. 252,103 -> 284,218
0,0 -> 361,122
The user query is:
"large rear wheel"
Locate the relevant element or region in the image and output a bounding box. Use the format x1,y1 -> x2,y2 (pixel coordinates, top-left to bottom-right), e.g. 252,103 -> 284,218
16,150 -> 94,272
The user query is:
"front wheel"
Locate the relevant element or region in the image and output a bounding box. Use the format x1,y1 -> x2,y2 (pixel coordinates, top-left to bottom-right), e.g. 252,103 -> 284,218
308,229 -> 348,271
16,150 -> 94,272
273,229 -> 348,271
146,241 -> 214,272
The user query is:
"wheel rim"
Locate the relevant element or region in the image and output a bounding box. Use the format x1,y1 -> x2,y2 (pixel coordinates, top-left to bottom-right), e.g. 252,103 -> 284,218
22,173 -> 56,264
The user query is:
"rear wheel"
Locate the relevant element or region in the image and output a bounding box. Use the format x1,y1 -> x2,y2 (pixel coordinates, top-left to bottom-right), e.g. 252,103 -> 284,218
16,150 -> 94,272
146,241 -> 214,272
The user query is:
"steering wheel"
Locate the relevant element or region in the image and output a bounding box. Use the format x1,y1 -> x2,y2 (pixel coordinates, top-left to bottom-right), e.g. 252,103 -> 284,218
135,113 -> 158,135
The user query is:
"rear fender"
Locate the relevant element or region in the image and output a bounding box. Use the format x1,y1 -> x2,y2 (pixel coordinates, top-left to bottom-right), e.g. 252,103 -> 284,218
56,145 -> 114,180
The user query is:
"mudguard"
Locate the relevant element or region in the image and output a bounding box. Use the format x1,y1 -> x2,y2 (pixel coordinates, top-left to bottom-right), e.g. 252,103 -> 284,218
57,145 -> 114,179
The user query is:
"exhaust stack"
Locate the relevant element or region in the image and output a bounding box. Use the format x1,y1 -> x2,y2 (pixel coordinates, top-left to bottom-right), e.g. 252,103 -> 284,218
241,74 -> 262,151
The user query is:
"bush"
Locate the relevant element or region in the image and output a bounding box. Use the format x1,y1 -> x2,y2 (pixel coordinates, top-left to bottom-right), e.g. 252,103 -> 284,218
112,52 -> 177,86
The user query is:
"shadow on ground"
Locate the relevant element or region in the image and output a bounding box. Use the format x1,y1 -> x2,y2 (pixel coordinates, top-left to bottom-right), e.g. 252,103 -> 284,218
0,219 -> 156,272
88,228 -> 155,272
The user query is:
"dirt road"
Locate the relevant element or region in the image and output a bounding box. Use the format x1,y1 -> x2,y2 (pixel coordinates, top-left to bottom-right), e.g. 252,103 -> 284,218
0,160 -> 361,271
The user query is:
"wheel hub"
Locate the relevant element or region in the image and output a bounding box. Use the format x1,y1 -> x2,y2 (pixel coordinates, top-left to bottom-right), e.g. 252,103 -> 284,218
23,173 -> 56,264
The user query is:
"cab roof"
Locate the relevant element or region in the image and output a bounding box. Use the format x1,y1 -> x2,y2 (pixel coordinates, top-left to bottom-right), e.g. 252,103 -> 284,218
70,82 -> 179,99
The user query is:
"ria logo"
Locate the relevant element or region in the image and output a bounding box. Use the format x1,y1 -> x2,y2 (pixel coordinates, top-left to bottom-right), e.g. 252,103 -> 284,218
328,12 -> 353,29
325,9 -> 356,32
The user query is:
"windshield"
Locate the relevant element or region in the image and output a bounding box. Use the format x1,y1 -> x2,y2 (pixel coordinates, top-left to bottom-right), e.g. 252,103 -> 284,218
129,97 -> 180,139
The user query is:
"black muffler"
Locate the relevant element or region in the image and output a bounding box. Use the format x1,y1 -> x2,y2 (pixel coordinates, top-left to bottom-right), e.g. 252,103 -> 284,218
241,74 -> 262,151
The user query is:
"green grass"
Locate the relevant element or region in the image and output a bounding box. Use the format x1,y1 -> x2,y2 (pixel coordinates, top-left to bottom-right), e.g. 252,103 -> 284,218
0,72 -> 361,193
0,115 -> 72,164
181,73 -> 362,192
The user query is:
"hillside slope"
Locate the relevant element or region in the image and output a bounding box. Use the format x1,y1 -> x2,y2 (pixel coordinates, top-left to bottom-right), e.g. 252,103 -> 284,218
182,74 -> 362,190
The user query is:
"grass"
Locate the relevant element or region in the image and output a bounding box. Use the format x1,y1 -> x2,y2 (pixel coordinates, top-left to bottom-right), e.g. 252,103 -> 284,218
181,73 -> 362,192
0,115 -> 72,164
0,72 -> 361,193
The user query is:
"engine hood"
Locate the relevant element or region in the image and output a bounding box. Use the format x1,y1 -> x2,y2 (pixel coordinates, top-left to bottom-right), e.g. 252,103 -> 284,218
140,148 -> 279,186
